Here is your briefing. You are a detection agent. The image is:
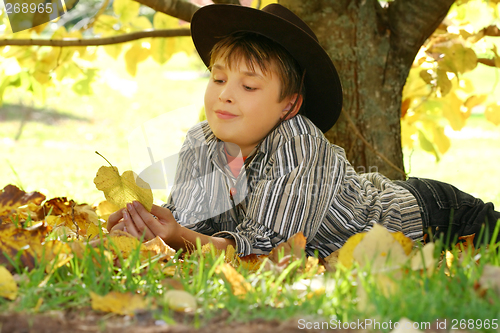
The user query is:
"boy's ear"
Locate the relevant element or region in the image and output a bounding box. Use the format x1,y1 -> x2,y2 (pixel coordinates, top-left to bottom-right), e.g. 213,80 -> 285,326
281,94 -> 303,121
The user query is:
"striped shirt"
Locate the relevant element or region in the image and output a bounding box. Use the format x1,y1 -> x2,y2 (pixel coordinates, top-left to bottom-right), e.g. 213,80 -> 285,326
162,114 -> 423,257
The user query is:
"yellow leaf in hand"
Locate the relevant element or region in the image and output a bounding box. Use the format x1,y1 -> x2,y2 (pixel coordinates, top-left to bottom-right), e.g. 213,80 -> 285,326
93,166 -> 153,212
0,265 -> 18,300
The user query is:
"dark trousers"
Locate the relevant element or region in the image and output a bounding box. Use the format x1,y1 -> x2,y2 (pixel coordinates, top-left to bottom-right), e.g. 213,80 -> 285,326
394,177 -> 500,247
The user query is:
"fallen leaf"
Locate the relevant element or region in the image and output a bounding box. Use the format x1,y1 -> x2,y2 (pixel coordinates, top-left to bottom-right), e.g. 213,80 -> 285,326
0,222 -> 51,272
391,231 -> 414,255
477,264 -> 500,297
304,256 -> 325,275
338,233 -> 367,269
91,230 -> 174,263
455,233 -> 475,253
163,265 -> 176,276
163,289 -> 196,312
0,185 -> 45,222
90,291 -> 149,315
41,240 -> 74,273
268,232 -> 307,264
93,166 -> 153,212
238,254 -> 266,272
42,198 -> 99,236
353,224 -> 408,271
410,243 -> 437,276
143,236 -> 176,258
94,200 -> 120,222
216,262 -> 252,297
162,278 -> 184,290
0,265 -> 18,300
338,225 -> 414,270
86,223 -> 106,239
323,249 -> 340,272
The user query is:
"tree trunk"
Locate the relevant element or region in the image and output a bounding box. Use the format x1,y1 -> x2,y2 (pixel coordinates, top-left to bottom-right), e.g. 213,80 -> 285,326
280,0 -> 455,180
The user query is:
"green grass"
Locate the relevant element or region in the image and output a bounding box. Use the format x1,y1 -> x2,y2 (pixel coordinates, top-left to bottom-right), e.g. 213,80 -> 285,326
1,228 -> 499,331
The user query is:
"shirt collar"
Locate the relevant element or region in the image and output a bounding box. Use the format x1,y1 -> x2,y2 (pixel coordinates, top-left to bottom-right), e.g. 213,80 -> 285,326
201,114 -> 318,167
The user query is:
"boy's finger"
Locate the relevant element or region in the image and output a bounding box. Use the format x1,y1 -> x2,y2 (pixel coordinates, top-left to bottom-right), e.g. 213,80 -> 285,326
123,209 -> 141,238
127,202 -> 156,240
110,220 -> 125,232
107,209 -> 126,231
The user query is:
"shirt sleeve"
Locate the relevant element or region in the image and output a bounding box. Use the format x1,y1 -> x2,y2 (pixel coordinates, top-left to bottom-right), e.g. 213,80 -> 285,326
213,134 -> 341,256
161,135 -> 215,236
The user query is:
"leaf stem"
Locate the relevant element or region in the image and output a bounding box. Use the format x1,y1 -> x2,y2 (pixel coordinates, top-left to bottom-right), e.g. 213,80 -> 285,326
95,151 -> 114,168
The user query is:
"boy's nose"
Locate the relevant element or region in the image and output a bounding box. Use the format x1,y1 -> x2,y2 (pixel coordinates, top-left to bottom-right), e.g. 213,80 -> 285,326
218,87 -> 234,103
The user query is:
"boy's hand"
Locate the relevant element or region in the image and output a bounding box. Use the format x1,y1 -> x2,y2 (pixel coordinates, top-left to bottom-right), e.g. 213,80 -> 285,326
122,201 -> 179,243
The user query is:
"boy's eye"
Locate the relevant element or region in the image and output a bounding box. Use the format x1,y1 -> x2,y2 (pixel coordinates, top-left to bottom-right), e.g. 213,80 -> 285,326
243,85 -> 256,91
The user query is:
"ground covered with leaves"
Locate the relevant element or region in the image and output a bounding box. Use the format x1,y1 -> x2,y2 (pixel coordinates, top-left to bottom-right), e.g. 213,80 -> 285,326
1,183 -> 500,333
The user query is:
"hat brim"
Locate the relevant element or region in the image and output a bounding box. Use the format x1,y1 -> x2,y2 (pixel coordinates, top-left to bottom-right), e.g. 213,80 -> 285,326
191,4 -> 343,133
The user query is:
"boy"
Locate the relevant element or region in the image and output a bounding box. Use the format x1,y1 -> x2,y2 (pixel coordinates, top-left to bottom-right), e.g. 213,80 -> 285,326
107,4 -> 500,257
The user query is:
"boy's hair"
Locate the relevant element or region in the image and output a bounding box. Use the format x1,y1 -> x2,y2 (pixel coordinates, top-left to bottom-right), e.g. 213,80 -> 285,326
208,32 -> 305,108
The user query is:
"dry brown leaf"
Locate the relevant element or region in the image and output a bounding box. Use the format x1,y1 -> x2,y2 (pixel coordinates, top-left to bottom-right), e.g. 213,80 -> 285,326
324,249 -> 340,271
456,233 -> 475,252
42,198 -> 99,237
0,222 -> 51,272
0,221 -> 73,273
268,232 -> 306,264
0,185 -> 45,222
216,262 -> 252,297
90,291 -> 149,315
93,166 -> 153,212
0,265 -> 18,300
238,254 -> 266,272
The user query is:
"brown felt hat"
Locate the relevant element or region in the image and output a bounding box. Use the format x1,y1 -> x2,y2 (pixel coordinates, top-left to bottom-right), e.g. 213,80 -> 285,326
190,3 -> 343,133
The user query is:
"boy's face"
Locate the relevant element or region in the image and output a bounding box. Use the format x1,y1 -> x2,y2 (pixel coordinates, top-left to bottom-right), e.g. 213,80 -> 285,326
205,58 -> 298,156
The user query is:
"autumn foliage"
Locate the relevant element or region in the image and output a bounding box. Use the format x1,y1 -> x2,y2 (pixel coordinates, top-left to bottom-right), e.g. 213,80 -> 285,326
1,181 -> 499,319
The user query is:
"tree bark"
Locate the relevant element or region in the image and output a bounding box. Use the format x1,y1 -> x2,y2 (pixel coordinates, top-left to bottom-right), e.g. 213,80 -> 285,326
133,0 -> 200,22
280,0 -> 455,180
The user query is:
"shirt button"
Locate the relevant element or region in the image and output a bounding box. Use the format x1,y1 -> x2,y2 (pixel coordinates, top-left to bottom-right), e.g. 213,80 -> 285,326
230,187 -> 237,196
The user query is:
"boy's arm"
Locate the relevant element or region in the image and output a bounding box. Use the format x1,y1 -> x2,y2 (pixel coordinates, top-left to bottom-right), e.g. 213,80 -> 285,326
123,201 -> 235,251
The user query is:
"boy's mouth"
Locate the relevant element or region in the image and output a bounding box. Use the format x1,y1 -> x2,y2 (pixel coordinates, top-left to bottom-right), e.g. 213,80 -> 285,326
215,110 -> 238,119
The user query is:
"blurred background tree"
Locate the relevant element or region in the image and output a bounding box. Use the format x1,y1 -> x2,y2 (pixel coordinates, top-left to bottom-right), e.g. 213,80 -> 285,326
0,0 -> 499,206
